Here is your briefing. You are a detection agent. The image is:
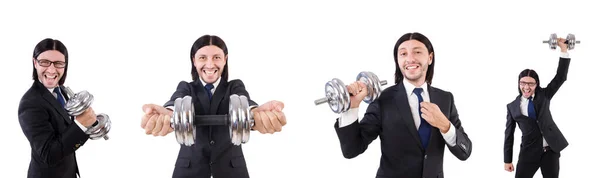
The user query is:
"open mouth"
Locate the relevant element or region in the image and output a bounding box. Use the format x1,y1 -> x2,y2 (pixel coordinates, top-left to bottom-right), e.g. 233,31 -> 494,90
522,89 -> 531,95
405,64 -> 420,71
45,73 -> 58,82
202,69 -> 218,77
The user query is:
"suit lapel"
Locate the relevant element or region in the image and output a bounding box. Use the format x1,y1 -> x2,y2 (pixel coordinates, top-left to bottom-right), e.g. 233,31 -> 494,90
193,80 -> 210,114
509,97 -> 522,118
532,92 -> 543,116
209,78 -> 227,114
393,83 -> 424,150
36,82 -> 72,124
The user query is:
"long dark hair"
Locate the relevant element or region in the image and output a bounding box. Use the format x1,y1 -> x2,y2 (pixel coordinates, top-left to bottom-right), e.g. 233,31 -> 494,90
32,38 -> 69,85
393,32 -> 435,85
518,69 -> 540,95
189,35 -> 229,82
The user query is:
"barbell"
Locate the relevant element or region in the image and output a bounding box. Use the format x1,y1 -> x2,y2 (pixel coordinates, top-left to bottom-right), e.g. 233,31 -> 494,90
63,86 -> 111,140
543,33 -> 580,50
314,71 -> 387,114
171,94 -> 255,146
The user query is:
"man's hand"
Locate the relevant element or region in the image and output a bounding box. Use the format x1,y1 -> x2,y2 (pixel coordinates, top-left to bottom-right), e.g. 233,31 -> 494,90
76,107 -> 98,127
420,102 -> 451,133
141,104 -> 173,136
251,100 -> 287,134
504,163 -> 514,172
347,81 -> 368,108
558,38 -> 568,53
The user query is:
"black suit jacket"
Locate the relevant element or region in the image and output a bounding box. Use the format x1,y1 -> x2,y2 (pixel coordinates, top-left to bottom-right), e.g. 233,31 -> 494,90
334,82 -> 472,178
504,57 -> 570,164
164,77 -> 258,178
18,81 -> 89,178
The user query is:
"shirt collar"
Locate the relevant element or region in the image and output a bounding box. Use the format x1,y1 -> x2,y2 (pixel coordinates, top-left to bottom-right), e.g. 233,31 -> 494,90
521,93 -> 535,101
200,77 -> 221,89
403,78 -> 428,96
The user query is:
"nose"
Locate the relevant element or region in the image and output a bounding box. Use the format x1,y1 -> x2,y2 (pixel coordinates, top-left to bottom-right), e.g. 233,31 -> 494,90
46,63 -> 57,72
204,59 -> 214,68
405,52 -> 417,63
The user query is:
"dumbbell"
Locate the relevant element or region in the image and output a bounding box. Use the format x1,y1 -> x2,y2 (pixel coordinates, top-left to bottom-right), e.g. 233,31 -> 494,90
171,94 -> 256,146
543,33 -> 580,50
62,86 -> 111,140
314,71 -> 387,114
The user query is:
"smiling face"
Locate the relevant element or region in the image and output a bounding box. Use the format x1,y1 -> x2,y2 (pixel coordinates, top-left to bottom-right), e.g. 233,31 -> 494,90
396,39 -> 433,84
193,45 -> 227,83
519,76 -> 537,98
33,50 -> 66,88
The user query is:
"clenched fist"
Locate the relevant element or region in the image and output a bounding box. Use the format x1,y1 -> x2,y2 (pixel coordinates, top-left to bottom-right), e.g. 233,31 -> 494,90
346,81 -> 368,108
504,163 -> 514,172
75,107 -> 98,127
251,100 -> 287,134
141,104 -> 173,136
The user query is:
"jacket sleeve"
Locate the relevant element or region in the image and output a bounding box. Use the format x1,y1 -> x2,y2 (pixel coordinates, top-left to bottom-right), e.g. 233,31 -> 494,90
445,92 -> 472,161
164,81 -> 193,108
333,99 -> 382,159
544,57 -> 570,99
18,98 -> 89,166
504,105 -> 516,163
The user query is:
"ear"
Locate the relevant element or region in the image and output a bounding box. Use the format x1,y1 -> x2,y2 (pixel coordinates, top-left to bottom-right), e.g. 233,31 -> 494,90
224,54 -> 228,65
32,58 -> 38,68
428,52 -> 434,65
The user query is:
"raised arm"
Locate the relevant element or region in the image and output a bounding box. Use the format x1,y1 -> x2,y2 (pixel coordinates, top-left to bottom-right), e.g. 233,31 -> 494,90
544,39 -> 571,99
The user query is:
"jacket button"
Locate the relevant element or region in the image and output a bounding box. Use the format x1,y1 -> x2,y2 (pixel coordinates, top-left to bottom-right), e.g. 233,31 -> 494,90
424,155 -> 428,159
210,141 -> 215,145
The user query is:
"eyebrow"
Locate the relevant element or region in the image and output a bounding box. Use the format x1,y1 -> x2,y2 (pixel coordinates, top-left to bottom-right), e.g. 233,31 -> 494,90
398,47 -> 425,50
37,58 -> 65,62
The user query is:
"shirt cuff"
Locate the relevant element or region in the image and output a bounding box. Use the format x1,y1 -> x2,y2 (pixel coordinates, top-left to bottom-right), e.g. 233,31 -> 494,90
441,123 -> 457,147
74,116 -> 88,132
338,108 -> 359,128
560,52 -> 569,58
165,106 -> 174,111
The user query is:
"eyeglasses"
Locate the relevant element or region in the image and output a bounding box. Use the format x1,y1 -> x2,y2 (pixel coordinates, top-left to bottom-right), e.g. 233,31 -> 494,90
519,81 -> 536,87
36,59 -> 66,68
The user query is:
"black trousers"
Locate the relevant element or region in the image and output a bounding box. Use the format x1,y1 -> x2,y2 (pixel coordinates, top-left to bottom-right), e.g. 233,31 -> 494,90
516,147 -> 561,178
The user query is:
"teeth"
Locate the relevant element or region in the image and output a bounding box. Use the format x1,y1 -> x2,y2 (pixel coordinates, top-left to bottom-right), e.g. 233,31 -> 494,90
406,66 -> 417,69
203,70 -> 217,75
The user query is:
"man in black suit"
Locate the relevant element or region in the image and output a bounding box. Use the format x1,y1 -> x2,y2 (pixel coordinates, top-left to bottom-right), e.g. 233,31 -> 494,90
334,32 -> 472,178
141,35 -> 287,178
504,38 -> 571,178
18,38 -> 99,178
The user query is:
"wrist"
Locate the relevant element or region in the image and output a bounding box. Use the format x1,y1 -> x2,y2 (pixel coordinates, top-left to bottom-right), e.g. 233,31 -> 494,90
440,120 -> 451,133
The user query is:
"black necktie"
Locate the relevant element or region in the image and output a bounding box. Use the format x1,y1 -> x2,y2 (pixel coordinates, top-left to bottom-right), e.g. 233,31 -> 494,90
413,88 -> 431,149
54,87 -> 65,107
527,96 -> 536,119
205,83 -> 214,100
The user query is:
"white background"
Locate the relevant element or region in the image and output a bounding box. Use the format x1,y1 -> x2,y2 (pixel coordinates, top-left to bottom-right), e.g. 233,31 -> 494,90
1,1 -> 598,178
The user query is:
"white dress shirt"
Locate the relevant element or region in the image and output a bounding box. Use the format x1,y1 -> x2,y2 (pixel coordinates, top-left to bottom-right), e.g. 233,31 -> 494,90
48,87 -> 88,132
338,78 -> 457,147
